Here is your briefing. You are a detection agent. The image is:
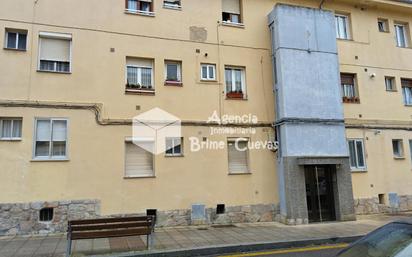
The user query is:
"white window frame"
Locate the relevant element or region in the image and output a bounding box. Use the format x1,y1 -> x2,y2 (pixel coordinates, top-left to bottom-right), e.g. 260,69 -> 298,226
227,137 -> 250,174
165,137 -> 183,156
225,66 -> 246,98
125,0 -> 155,16
33,118 -> 69,161
126,62 -> 154,91
395,23 -> 408,48
385,76 -> 396,91
163,0 -> 181,10
392,139 -> 404,159
124,138 -> 155,178
38,32 -> 72,73
348,139 -> 366,171
0,118 -> 22,140
378,19 -> 389,33
5,29 -> 27,50
409,140 -> 412,163
335,14 -> 350,40
200,63 -> 216,81
164,61 -> 182,83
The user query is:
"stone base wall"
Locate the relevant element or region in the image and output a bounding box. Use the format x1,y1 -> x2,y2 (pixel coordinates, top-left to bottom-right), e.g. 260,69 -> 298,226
0,200 -> 100,236
355,195 -> 412,215
155,204 -> 280,227
0,201 -> 279,236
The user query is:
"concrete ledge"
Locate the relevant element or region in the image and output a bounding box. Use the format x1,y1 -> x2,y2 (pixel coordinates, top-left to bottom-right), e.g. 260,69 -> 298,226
103,235 -> 363,257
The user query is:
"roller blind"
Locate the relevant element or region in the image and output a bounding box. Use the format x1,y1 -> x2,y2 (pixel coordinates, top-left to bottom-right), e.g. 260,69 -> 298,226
126,57 -> 153,68
125,142 -> 154,177
36,120 -> 51,141
52,120 -> 67,141
40,37 -> 70,62
341,74 -> 354,85
140,0 -> 152,2
401,79 -> 412,88
222,0 -> 240,14
228,140 -> 249,173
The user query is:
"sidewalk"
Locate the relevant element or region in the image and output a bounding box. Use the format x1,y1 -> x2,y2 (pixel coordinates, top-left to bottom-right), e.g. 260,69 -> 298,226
0,213 -> 411,257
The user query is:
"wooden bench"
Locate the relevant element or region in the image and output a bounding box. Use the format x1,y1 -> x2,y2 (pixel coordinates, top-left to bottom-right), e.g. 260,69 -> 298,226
66,216 -> 155,257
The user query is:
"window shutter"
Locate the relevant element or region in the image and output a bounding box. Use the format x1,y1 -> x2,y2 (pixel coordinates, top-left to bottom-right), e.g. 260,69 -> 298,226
222,0 -> 240,14
125,142 -> 153,177
340,74 -> 354,85
40,37 -> 70,62
36,120 -> 51,141
228,141 -> 248,173
127,57 -> 153,68
52,120 -> 67,141
401,79 -> 412,88
140,0 -> 152,2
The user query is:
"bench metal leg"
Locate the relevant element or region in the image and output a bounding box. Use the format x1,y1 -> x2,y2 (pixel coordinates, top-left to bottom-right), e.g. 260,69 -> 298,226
66,235 -> 72,257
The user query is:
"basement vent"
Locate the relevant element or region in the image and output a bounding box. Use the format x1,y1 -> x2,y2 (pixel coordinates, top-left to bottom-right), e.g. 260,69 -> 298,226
216,204 -> 225,214
39,208 -> 54,222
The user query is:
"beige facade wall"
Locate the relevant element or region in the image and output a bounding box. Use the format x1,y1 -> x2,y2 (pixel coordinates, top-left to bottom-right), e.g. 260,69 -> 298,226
1,0 -> 412,218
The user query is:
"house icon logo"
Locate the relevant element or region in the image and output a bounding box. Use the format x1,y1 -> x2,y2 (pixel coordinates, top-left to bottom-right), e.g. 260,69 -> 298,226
133,108 -> 181,155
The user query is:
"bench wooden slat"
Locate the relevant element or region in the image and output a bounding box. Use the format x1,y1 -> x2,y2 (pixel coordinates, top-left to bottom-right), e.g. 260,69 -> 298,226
71,227 -> 151,240
69,216 -> 152,225
70,221 -> 152,231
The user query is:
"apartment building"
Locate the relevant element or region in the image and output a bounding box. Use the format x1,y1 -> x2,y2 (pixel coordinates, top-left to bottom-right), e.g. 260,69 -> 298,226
1,0 -> 412,235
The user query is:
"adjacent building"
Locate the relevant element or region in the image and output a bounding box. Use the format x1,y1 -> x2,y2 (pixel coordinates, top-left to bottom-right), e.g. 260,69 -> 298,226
1,0 -> 412,235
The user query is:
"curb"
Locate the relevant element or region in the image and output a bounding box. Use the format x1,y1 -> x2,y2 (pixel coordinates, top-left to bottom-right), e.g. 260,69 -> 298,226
94,235 -> 363,257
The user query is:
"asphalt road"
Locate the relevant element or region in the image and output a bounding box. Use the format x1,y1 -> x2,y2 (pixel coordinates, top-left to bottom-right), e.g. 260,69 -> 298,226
213,244 -> 346,257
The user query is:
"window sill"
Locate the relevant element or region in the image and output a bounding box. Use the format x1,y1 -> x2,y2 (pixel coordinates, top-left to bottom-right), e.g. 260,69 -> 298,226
125,89 -> 155,95
226,97 -> 247,101
0,138 -> 22,141
165,154 -> 184,158
31,158 -> 69,162
124,10 -> 155,17
337,38 -> 353,41
404,104 -> 412,107
164,81 -> 183,87
386,89 -> 397,92
163,4 -> 181,10
394,156 -> 406,160
221,21 -> 245,28
351,169 -> 367,173
124,175 -> 156,179
37,69 -> 71,75
396,46 -> 412,49
199,80 -> 218,84
3,47 -> 26,52
228,172 -> 252,175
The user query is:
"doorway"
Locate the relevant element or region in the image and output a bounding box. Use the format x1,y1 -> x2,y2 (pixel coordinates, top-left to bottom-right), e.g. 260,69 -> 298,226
305,165 -> 336,222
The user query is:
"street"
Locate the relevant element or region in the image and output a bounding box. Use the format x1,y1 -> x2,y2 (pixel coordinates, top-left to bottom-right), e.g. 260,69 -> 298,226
215,244 -> 347,257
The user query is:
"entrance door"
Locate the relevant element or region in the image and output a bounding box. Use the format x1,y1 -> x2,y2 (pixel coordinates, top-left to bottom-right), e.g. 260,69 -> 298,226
305,165 -> 336,223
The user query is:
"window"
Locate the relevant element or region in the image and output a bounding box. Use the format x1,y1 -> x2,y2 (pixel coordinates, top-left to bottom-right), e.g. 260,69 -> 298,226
341,73 -> 359,103
201,64 -> 216,81
348,139 -> 366,170
395,23 -> 408,48
125,141 -> 154,177
392,139 -> 404,158
409,140 -> 412,162
378,19 -> 389,32
164,0 -> 181,9
34,119 -> 68,160
225,66 -> 246,99
222,0 -> 242,25
39,208 -> 54,222
385,76 -> 396,91
401,79 -> 412,106
335,14 -> 350,40
38,32 -> 71,73
165,61 -> 182,85
0,118 -> 22,140
126,57 -> 154,92
165,137 -> 183,156
126,0 -> 154,15
4,29 -> 27,50
228,138 -> 249,174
